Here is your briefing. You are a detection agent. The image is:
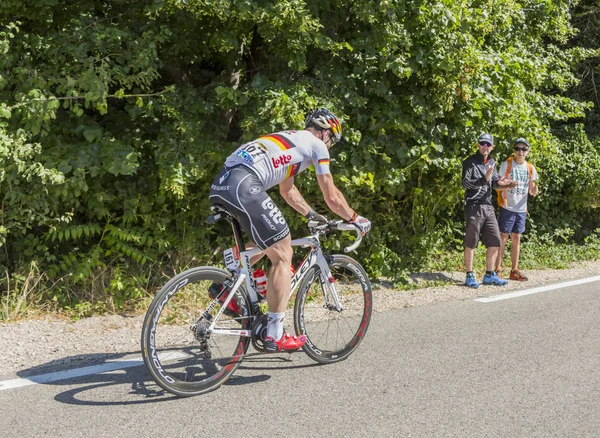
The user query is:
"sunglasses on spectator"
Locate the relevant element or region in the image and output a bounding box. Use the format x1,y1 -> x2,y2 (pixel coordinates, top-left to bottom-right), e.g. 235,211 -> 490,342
478,142 -> 493,147
514,147 -> 529,152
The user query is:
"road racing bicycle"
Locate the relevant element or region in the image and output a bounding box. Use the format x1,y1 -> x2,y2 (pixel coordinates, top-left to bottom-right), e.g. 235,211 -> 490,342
141,205 -> 372,397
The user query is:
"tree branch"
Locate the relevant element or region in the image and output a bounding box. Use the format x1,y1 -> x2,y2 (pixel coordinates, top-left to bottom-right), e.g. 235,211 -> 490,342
7,89 -> 172,111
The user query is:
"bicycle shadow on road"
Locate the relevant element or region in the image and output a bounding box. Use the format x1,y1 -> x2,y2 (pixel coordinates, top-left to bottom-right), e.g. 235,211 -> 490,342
15,351 -> 179,405
14,349 -> 318,405
235,350 -> 323,373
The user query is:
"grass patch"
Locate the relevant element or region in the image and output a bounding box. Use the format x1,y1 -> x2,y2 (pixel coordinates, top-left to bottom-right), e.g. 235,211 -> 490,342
372,278 -> 457,292
424,229 -> 600,274
2,229 -> 600,320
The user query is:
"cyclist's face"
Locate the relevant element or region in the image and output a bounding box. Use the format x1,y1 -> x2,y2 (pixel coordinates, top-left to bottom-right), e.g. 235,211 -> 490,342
322,130 -> 334,148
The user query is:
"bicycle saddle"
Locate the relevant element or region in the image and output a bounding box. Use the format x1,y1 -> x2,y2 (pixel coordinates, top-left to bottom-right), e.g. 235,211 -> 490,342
207,204 -> 234,225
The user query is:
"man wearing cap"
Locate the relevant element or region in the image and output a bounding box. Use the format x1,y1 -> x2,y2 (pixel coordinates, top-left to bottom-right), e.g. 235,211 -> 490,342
495,138 -> 539,281
462,133 -> 518,288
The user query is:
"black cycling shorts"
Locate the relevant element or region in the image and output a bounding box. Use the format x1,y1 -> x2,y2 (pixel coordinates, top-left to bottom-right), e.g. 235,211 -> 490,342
209,166 -> 290,250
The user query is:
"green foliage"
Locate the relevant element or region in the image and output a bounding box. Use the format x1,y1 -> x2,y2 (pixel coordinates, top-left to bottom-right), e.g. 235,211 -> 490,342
425,228 -> 600,274
519,227 -> 600,269
1,261 -> 48,320
1,0 -> 599,314
566,1 -> 600,136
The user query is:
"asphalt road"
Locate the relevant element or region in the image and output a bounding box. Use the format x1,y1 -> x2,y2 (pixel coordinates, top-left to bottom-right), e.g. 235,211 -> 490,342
1,280 -> 599,437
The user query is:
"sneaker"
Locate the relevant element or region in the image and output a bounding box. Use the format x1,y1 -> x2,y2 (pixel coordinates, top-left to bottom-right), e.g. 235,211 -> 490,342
208,281 -> 241,316
509,270 -> 528,281
482,272 -> 508,286
264,332 -> 307,353
464,272 -> 480,289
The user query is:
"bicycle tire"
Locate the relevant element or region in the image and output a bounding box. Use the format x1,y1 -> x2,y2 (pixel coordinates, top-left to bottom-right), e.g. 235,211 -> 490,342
141,266 -> 251,397
294,254 -> 372,364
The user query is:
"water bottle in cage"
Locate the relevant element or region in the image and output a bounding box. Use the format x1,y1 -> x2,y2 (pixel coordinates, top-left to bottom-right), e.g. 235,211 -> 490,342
253,268 -> 268,298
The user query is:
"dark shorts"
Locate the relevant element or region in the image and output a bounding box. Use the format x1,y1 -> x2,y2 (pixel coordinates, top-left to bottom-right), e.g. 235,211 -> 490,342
464,204 -> 502,249
209,166 -> 290,250
498,207 -> 527,234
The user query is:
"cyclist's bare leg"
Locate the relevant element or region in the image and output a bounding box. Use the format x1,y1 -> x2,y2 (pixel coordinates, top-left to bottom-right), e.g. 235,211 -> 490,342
239,241 -> 266,266
262,233 -> 305,351
249,246 -> 266,266
262,234 -> 293,312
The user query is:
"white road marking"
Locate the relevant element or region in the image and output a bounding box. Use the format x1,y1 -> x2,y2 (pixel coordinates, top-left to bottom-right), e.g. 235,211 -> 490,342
0,351 -> 189,392
474,275 -> 600,303
0,358 -> 144,391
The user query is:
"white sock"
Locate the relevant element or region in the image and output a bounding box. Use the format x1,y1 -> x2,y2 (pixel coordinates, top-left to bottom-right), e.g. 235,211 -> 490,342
266,311 -> 285,340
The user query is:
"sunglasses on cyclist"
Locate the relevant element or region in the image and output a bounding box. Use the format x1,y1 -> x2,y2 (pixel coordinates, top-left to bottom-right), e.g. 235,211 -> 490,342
478,142 -> 493,147
514,147 -> 529,152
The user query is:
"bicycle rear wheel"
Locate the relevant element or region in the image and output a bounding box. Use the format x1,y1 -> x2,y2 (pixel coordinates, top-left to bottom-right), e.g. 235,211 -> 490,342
294,254 -> 372,364
141,266 -> 251,397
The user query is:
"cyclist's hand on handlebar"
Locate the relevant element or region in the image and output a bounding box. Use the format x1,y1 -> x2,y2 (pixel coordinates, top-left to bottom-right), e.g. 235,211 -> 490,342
351,214 -> 371,235
305,209 -> 327,224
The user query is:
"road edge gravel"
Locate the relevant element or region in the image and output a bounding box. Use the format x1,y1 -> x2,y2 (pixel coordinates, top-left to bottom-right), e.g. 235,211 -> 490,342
1,260 -> 599,378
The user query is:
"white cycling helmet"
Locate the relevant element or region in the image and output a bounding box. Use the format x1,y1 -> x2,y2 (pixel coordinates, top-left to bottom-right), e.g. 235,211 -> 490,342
304,108 -> 342,143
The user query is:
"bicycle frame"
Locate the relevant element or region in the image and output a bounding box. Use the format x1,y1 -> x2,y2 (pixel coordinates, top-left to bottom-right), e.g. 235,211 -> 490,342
208,234 -> 342,337
142,207 -> 368,396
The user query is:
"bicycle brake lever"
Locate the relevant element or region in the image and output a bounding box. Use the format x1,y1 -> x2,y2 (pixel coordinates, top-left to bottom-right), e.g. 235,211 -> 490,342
334,222 -> 363,252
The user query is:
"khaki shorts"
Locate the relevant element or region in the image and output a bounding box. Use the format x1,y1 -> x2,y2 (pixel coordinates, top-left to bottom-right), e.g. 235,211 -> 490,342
464,204 -> 501,248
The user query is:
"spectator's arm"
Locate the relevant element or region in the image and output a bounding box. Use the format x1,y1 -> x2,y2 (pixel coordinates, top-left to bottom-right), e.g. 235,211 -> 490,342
529,180 -> 539,196
491,169 -> 502,189
462,164 -> 486,189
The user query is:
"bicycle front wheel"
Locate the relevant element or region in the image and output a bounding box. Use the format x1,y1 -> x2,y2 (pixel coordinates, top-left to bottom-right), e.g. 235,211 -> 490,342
141,266 -> 251,397
294,254 -> 372,364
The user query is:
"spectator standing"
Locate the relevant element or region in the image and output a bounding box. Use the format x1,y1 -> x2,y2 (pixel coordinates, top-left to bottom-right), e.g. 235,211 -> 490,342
495,138 -> 539,280
462,133 -> 517,288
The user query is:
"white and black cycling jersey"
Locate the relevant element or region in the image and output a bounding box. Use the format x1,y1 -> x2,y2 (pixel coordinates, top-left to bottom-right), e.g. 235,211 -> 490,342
224,130 -> 331,190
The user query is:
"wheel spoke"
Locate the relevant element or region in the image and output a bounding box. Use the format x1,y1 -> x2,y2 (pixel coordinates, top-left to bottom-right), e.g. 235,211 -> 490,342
141,268 -> 251,397
295,255 -> 372,363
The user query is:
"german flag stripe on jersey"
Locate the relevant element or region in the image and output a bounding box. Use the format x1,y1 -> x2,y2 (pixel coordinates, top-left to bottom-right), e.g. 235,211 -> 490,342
260,133 -> 296,152
288,163 -> 300,178
318,159 -> 330,166
260,133 -> 299,179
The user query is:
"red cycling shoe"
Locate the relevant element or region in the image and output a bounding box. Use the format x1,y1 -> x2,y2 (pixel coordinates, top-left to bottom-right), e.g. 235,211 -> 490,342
264,332 -> 307,353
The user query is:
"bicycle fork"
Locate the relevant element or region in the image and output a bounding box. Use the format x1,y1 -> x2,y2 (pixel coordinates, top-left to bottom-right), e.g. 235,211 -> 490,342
316,255 -> 343,312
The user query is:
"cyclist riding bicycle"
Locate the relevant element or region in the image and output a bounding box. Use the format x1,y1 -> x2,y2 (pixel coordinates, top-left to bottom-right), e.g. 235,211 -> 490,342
208,108 -> 372,353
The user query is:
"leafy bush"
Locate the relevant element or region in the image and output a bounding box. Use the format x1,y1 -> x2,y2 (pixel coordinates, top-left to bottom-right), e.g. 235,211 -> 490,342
1,1 -> 599,315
